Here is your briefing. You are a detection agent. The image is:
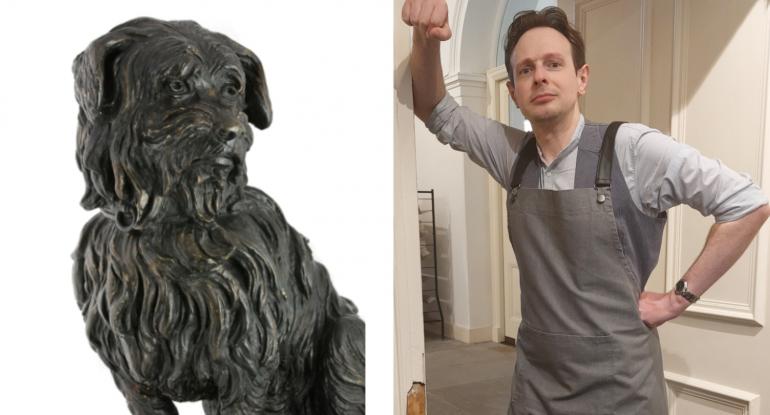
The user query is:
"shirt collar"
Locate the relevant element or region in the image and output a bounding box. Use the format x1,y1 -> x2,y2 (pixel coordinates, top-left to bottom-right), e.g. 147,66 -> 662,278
534,114 -> 585,168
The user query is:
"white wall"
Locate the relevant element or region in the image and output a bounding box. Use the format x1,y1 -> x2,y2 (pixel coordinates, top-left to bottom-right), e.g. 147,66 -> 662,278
0,1 -> 391,413
414,0 -> 507,342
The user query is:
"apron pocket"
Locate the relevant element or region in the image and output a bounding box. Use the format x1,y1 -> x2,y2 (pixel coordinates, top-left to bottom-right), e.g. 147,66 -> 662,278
515,323 -> 622,415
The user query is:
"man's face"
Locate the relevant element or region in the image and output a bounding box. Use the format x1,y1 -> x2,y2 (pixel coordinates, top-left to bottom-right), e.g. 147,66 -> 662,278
507,27 -> 588,125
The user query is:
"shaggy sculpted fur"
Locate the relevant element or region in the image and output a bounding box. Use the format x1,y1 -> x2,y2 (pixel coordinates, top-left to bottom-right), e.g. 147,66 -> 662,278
71,17 -> 364,415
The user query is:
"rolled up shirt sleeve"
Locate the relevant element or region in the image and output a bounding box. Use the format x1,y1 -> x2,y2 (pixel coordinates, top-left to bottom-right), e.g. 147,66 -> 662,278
631,128 -> 768,222
425,94 -> 527,190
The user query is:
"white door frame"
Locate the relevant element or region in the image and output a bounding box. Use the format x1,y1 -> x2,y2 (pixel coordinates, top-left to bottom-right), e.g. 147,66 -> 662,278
486,64 -> 516,343
394,1 -> 426,413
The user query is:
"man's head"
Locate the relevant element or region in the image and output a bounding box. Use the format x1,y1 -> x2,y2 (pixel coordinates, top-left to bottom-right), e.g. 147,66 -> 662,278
504,7 -> 588,124
504,7 -> 585,82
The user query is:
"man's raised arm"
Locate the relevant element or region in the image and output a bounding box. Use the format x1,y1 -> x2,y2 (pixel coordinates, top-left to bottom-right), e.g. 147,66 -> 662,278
402,0 -> 452,121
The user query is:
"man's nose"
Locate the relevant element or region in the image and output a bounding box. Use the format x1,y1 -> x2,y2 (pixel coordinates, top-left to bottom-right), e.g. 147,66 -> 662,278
533,64 -> 548,85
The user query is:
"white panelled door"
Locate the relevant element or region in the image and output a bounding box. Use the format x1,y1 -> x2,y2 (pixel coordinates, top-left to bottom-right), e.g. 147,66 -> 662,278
575,1 -> 770,414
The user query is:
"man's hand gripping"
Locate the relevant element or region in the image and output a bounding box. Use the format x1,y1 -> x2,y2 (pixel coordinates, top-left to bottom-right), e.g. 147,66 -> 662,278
401,0 -> 452,41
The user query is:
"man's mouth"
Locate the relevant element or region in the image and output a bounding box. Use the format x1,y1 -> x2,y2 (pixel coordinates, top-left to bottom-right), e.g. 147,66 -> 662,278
531,93 -> 556,103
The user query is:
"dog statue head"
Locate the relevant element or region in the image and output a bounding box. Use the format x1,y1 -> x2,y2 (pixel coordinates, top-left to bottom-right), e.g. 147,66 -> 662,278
73,17 -> 272,230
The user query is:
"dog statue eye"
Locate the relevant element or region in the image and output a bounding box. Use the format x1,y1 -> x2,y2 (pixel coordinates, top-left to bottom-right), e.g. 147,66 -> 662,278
223,84 -> 240,97
168,80 -> 188,94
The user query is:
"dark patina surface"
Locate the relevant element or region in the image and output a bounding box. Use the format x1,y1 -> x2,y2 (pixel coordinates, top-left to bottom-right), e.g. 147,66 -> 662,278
72,17 -> 364,414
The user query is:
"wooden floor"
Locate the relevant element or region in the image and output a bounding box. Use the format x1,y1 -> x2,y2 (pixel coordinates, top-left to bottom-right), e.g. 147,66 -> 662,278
424,331 -> 517,414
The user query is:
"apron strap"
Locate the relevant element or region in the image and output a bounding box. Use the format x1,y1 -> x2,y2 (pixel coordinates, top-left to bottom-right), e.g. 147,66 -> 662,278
510,121 -> 625,192
595,121 -> 625,188
510,133 -> 538,191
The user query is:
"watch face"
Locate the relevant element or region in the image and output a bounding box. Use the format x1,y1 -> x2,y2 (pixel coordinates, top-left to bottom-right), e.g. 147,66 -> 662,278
676,279 -> 685,292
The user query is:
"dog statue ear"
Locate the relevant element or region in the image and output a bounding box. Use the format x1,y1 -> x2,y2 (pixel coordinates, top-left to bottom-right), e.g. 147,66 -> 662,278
73,33 -> 134,122
210,33 -> 272,130
239,50 -> 273,130
74,29 -> 139,217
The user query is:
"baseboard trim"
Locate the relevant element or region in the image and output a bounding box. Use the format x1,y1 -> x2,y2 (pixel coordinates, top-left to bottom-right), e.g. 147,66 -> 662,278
450,324 -> 493,343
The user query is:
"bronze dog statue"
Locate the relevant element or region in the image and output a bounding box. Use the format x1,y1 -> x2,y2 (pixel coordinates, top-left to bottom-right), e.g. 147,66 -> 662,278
72,17 -> 364,414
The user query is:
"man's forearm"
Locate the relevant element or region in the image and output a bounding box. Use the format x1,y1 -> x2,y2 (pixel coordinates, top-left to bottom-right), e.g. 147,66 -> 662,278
639,204 -> 770,327
672,204 -> 770,310
410,31 -> 446,122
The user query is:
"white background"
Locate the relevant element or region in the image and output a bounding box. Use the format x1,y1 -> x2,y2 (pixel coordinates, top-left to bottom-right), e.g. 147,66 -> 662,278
0,1 -> 392,413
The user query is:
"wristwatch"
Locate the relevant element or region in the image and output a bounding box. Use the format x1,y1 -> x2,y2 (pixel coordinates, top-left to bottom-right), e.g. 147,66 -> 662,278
675,279 -> 700,304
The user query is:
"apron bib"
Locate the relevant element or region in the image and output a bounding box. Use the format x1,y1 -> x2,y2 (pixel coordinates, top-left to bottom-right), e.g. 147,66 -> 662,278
506,123 -> 667,415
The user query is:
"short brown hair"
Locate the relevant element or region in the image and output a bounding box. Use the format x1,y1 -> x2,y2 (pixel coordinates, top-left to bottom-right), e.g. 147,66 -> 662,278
504,7 -> 586,82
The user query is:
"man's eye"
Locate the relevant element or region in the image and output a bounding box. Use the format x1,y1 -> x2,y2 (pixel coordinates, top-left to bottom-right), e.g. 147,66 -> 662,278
547,62 -> 562,69
518,67 -> 531,75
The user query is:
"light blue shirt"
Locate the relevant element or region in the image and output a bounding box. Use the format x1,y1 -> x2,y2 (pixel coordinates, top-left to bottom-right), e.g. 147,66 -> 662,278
426,94 -> 768,222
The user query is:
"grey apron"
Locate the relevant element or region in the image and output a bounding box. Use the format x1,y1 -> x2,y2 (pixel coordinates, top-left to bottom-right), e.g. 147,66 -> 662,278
506,122 -> 667,415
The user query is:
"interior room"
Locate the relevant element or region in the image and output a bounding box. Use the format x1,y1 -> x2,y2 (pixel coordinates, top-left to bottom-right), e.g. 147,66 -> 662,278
396,0 -> 770,414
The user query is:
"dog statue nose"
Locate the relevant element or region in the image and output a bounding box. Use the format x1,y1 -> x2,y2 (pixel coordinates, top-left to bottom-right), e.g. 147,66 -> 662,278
216,124 -> 244,142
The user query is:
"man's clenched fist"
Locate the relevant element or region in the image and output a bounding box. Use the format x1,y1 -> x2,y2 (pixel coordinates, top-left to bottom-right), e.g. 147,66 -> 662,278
401,0 -> 452,41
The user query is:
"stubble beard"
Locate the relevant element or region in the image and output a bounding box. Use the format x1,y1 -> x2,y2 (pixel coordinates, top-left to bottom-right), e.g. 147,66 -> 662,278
523,98 -> 580,131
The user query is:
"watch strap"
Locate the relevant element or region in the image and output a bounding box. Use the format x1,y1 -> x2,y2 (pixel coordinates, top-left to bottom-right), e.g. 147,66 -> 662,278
675,279 -> 700,304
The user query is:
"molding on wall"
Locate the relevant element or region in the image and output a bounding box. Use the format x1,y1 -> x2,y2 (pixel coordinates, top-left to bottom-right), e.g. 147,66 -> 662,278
668,0 -> 688,145
755,0 -> 770,330
486,64 -> 523,341
753,0 -> 769,195
678,300 -> 762,327
665,371 -> 760,415
488,174 -> 505,343
640,0 -> 652,126
666,0 -> 765,326
575,0 -> 651,123
451,0 -> 507,74
486,64 -> 509,344
493,325 -> 504,342
665,0 -> 686,316
492,0 -> 510,69
444,72 -> 488,101
444,69 -> 491,332
576,0 -> 625,15
449,0 -> 466,76
484,65 -> 508,118
485,65 -> 509,96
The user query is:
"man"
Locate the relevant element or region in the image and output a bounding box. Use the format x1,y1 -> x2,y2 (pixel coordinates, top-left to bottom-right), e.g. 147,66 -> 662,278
402,2 -> 770,414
